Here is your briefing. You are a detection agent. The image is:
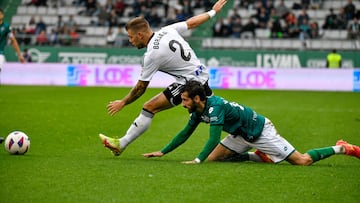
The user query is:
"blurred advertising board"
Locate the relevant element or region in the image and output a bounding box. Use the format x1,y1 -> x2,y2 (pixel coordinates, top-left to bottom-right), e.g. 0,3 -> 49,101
2,63 -> 359,92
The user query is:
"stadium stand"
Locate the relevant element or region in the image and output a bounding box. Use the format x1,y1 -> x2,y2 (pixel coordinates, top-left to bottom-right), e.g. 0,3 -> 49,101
9,0 -> 360,50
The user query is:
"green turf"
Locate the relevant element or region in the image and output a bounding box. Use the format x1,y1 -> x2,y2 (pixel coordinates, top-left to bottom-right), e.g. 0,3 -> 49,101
1,86 -> 359,203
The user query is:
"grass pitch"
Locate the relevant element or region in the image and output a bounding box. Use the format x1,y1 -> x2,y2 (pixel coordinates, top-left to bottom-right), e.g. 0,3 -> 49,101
0,86 -> 359,203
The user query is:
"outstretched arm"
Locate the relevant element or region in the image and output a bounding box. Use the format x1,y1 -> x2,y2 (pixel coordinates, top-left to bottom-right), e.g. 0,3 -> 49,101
186,0 -> 227,30
107,80 -> 149,116
9,34 -> 24,63
143,123 -> 198,158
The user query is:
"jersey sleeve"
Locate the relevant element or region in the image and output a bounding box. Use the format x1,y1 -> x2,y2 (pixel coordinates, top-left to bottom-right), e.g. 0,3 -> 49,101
161,121 -> 199,154
164,22 -> 188,35
139,52 -> 158,81
196,125 -> 223,162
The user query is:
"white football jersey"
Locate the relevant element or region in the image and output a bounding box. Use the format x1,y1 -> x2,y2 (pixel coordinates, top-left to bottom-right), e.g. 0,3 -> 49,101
140,22 -> 208,85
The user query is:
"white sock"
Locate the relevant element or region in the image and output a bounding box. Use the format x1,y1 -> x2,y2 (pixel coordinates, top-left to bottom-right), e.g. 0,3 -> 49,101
119,109 -> 154,148
248,152 -> 263,162
332,146 -> 344,154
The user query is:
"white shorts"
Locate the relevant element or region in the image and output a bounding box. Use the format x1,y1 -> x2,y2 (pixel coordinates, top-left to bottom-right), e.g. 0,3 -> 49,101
220,118 -> 295,163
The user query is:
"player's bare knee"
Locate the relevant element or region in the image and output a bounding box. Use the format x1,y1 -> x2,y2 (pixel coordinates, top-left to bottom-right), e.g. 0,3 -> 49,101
143,103 -> 158,114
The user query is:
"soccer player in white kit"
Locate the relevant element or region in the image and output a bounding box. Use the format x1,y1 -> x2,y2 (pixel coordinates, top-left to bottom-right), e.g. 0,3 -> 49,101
99,0 -> 228,156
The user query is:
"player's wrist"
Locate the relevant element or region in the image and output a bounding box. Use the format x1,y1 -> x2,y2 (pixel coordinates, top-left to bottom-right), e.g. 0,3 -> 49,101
194,158 -> 201,163
207,10 -> 216,18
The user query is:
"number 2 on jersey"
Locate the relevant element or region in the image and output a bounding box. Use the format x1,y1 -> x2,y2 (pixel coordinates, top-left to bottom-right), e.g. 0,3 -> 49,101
169,40 -> 191,61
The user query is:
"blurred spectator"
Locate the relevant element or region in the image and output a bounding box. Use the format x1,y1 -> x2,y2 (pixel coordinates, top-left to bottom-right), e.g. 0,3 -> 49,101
139,5 -> 150,18
96,6 -> 109,26
174,5 -> 186,22
181,0 -> 194,19
70,27 -> 80,45
344,0 -> 356,21
132,0 -> 144,17
114,26 -> 130,47
212,18 -> 231,37
275,0 -> 289,18
284,19 -> 300,38
229,8 -> 241,22
17,26 -> 31,45
309,21 -> 320,38
336,7 -> 348,29
347,17 -> 360,39
22,48 -> 32,63
241,17 -> 256,38
36,30 -> 49,45
114,0 -> 126,16
147,7 -> 162,27
85,0 -> 99,16
107,9 -> 119,27
256,7 -> 269,28
55,15 -> 65,34
285,12 -> 297,25
299,18 -> 311,41
322,8 -> 338,29
269,16 -> 283,38
65,15 -> 77,31
49,28 -> 59,45
230,16 -> 242,38
297,9 -> 310,26
35,16 -> 47,34
264,0 -> 274,15
104,0 -> 114,13
326,49 -> 342,68
193,0 -> 203,8
164,7 -> 177,25
25,16 -> 36,34
60,28 -> 72,46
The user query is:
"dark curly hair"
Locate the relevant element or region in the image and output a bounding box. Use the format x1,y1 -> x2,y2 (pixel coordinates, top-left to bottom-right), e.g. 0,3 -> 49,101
182,80 -> 207,101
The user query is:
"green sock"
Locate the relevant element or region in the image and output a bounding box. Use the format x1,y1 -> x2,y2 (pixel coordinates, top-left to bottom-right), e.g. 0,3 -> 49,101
306,147 -> 335,162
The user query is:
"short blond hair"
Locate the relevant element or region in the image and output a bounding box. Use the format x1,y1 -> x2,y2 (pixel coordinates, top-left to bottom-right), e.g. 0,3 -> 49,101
125,17 -> 150,33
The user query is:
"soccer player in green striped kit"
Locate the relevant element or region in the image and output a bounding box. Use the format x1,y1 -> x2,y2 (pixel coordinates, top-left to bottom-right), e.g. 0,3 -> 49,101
143,81 -> 360,164
0,7 -> 24,71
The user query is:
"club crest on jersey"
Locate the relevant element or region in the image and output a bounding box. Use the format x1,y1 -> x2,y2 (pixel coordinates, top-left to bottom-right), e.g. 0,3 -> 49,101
209,107 -> 214,114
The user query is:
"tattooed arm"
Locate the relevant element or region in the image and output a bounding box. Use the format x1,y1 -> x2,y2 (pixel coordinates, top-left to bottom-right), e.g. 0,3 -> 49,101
107,80 -> 150,116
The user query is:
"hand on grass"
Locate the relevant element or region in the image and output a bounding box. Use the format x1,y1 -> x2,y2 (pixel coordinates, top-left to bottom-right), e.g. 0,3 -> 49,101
181,160 -> 199,164
143,151 -> 164,158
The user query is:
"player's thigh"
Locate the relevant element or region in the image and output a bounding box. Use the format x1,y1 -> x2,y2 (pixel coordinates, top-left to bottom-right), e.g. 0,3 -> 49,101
251,118 -> 295,163
208,143 -> 237,161
144,83 -> 187,112
143,92 -> 173,113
